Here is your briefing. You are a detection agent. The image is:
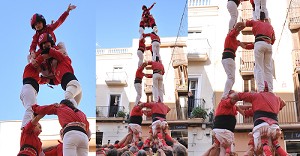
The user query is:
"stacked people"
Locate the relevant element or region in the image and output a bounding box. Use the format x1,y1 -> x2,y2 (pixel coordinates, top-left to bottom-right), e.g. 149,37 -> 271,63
207,0 -> 288,155
18,4 -> 91,156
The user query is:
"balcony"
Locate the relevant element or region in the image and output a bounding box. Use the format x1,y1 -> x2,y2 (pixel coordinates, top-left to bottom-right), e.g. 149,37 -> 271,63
175,78 -> 188,93
96,48 -> 130,55
172,47 -> 188,68
239,50 -> 254,79
292,49 -> 300,73
288,1 -> 300,30
144,78 -> 153,94
105,72 -> 128,87
96,106 -> 126,121
142,107 -> 188,122
235,101 -> 299,129
187,38 -> 210,62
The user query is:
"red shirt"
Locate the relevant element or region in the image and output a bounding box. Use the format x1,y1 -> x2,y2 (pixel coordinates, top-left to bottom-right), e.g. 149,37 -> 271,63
215,98 -> 237,116
130,105 -> 143,116
36,48 -> 74,84
142,3 -> 155,17
245,20 -> 276,44
138,39 -> 146,52
148,61 -> 165,75
223,28 -> 240,54
32,104 -> 89,132
143,102 -> 171,115
30,11 -> 69,53
23,63 -> 40,82
136,65 -> 146,79
143,32 -> 160,43
237,92 -> 283,114
44,141 -> 63,156
18,121 -> 42,155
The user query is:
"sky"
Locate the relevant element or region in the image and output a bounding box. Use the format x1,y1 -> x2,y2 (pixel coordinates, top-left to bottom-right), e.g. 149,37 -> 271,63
96,0 -> 188,48
0,1 -> 96,121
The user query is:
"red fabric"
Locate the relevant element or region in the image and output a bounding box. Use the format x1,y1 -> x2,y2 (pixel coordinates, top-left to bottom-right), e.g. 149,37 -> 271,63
130,105 -> 143,116
19,121 -> 42,155
237,92 -> 281,114
215,98 -> 237,116
30,11 -> 69,53
138,39 -> 146,52
148,61 -> 165,74
250,0 -> 255,10
36,48 -> 74,84
244,109 -> 254,118
245,20 -> 276,44
223,28 -> 240,55
143,32 -> 160,42
32,104 -> 89,132
142,3 -> 155,17
44,141 -> 63,156
23,63 -> 40,82
135,65 -> 145,79
143,102 -> 171,116
244,43 -> 254,50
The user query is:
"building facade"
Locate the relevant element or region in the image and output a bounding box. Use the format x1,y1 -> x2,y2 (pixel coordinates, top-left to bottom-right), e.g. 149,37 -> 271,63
187,0 -> 300,155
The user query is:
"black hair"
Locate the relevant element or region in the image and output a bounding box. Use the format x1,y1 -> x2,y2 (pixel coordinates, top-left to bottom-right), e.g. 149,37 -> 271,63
166,140 -> 174,146
152,147 -> 158,153
60,99 -> 78,112
114,140 -> 120,144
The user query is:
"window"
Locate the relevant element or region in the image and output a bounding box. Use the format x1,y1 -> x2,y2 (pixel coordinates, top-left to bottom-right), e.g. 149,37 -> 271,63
188,79 -> 198,97
96,132 -> 103,145
109,94 -> 121,117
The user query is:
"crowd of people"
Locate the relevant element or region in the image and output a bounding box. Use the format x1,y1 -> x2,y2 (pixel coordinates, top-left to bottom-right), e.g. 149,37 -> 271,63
97,2 -> 188,156
18,4 -> 91,156
203,0 -> 289,155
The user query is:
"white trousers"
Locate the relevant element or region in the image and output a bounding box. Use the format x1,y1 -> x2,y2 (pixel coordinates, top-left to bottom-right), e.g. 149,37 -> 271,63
65,80 -> 82,107
252,122 -> 280,151
227,1 -> 238,31
134,83 -> 142,105
20,84 -> 37,128
254,0 -> 269,20
137,50 -> 144,67
221,58 -> 236,98
254,41 -> 273,92
152,41 -> 161,61
213,129 -> 235,156
153,73 -> 164,102
63,130 -> 89,156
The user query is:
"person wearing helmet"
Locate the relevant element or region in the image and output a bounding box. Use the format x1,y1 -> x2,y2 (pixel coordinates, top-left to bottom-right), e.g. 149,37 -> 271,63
139,2 -> 158,35
29,4 -> 76,61
33,33 -> 82,107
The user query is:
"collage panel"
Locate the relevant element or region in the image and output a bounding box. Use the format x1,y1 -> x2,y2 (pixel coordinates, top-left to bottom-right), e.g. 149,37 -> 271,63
0,1 -> 96,155
96,0 -> 189,155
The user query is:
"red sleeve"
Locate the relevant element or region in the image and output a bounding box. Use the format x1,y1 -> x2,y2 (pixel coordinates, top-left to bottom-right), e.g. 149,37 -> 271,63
35,55 -> 45,65
23,121 -> 35,134
48,48 -> 67,62
143,33 -> 151,38
245,20 -> 254,27
48,11 -> 69,31
137,65 -> 144,73
29,34 -> 39,53
223,98 -> 235,108
147,61 -> 153,65
143,102 -> 154,109
146,46 -> 151,51
148,3 -> 155,11
245,43 -> 254,50
238,92 -> 255,103
228,28 -> 239,38
244,109 -> 254,118
43,146 -> 57,156
145,74 -> 152,78
32,104 -> 58,115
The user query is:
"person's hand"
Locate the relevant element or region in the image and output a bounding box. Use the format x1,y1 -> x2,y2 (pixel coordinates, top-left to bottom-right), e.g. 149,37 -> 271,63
259,126 -> 269,140
154,2 -> 156,5
67,4 -> 77,12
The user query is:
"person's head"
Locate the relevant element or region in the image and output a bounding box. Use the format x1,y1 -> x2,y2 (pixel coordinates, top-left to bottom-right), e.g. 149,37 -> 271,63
60,99 -> 78,112
142,5 -> 147,10
178,138 -> 188,148
136,150 -> 147,156
114,140 -> 120,145
106,148 -> 118,156
129,145 -> 139,154
163,149 -> 174,156
38,33 -> 55,50
121,151 -> 134,156
172,144 -> 187,156
31,13 -> 46,30
34,123 -> 42,135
